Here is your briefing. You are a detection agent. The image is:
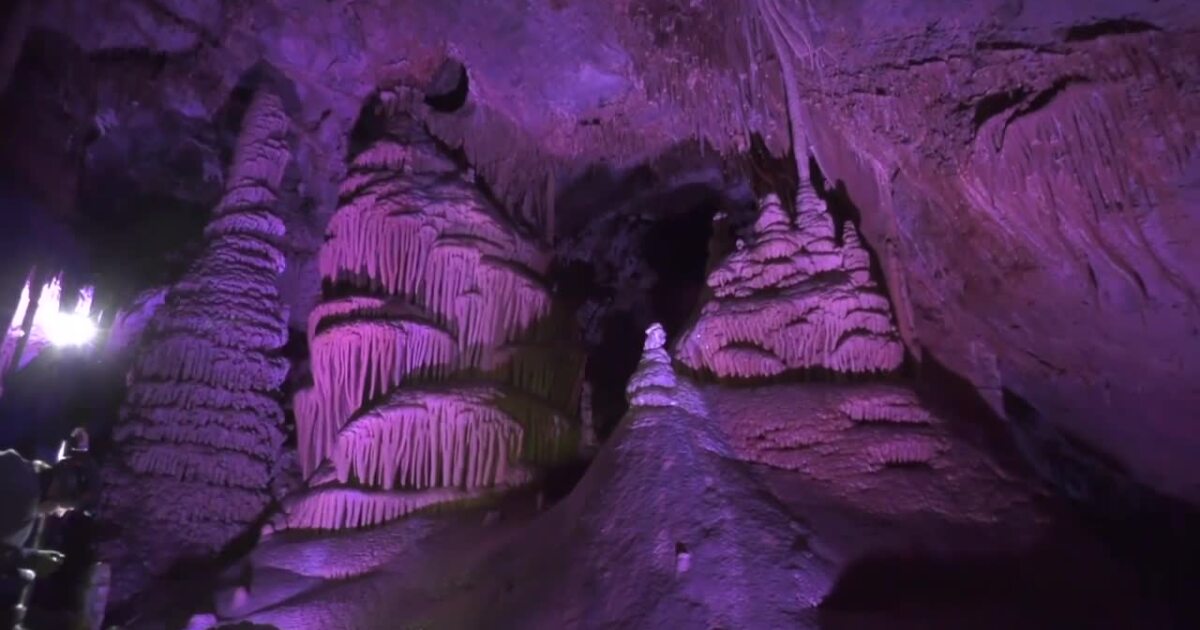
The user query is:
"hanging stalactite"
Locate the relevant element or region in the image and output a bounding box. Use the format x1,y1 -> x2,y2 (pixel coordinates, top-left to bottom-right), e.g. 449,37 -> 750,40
278,112 -> 584,532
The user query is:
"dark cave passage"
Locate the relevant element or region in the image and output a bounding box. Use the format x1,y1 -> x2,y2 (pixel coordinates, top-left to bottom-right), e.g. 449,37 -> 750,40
641,200 -> 715,340
423,58 -> 470,113
557,184 -> 728,441
584,310 -> 642,441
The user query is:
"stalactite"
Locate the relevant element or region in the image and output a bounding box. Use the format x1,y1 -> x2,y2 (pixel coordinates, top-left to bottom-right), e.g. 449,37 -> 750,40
677,192 -> 905,377
329,385 -> 524,491
299,316 -> 459,473
269,485 -> 497,532
282,113 -> 583,531
99,89 -> 293,603
756,0 -> 822,183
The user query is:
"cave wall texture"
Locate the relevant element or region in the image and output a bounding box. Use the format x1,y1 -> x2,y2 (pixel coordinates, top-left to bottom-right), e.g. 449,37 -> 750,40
791,0 -> 1200,510
18,0 -> 1190,506
0,0 -> 1197,622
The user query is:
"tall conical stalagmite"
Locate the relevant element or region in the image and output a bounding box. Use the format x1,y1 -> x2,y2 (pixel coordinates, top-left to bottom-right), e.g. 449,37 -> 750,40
99,89 -> 293,603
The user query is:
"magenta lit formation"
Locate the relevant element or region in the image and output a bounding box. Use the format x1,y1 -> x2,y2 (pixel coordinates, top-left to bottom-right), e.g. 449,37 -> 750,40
275,114 -> 583,532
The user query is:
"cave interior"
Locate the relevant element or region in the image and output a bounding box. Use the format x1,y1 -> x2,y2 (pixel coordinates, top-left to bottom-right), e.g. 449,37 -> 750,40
0,1 -> 1197,629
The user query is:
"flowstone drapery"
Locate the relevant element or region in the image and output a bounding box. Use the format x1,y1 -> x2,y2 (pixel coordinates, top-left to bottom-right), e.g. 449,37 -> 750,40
99,90 -> 293,601
677,186 -> 904,377
675,182 -> 1033,520
274,115 -> 582,532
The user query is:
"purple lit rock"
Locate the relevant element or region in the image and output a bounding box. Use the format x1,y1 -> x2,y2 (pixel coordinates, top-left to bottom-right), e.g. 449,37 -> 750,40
677,189 -> 904,377
278,113 -> 583,533
27,0 -> 1198,507
779,0 -> 1200,505
99,89 -> 293,604
214,327 -> 836,629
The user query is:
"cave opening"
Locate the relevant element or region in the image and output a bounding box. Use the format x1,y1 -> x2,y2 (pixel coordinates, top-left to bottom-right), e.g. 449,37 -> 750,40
641,200 -> 716,340
423,59 -> 470,113
536,192 -> 721,504
567,194 -> 721,441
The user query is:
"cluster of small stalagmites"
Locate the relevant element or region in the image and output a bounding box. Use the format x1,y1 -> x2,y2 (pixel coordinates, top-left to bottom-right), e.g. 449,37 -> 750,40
100,90 -> 292,594
278,116 -> 581,532
676,186 -> 904,377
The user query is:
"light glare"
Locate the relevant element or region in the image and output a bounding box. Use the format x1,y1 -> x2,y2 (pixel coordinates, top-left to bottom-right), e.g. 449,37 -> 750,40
44,310 -> 99,347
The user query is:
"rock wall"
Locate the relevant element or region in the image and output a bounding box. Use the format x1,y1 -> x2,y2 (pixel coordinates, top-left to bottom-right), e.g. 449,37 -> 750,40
212,323 -> 836,629
771,0 -> 1200,505
205,321 -> 1164,629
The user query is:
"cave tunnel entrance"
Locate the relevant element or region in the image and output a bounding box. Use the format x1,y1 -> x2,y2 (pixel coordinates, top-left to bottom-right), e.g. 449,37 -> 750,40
423,58 -> 470,113
642,202 -> 716,340
559,188 -> 729,444
542,190 -> 724,505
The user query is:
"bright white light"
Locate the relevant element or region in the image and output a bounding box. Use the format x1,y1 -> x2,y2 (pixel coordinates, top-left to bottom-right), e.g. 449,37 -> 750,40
43,310 -> 99,347
10,279 -> 31,330
1,275 -> 100,383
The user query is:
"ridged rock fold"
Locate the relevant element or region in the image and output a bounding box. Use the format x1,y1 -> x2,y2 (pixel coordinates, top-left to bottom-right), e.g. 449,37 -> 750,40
274,114 -> 582,532
99,89 -> 293,603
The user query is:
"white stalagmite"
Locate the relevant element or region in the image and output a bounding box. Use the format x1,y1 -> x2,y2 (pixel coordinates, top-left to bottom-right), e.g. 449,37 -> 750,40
280,114 -> 583,532
677,188 -> 905,377
330,386 -> 524,491
626,323 -> 707,418
100,88 -> 294,604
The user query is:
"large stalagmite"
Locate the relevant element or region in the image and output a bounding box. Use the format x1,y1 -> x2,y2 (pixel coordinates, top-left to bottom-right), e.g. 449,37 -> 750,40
274,113 -> 582,532
677,187 -> 904,377
99,89 -> 293,602
670,177 -> 1047,578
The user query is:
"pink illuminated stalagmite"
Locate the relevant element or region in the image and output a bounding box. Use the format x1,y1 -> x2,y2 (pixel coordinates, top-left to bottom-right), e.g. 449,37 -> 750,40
675,182 -> 1033,522
677,186 -> 904,377
275,114 -> 582,532
99,89 -> 293,601
626,322 -> 706,418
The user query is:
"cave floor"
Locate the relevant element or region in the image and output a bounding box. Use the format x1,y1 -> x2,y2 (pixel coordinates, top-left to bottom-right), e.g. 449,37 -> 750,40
163,462 -> 1191,630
